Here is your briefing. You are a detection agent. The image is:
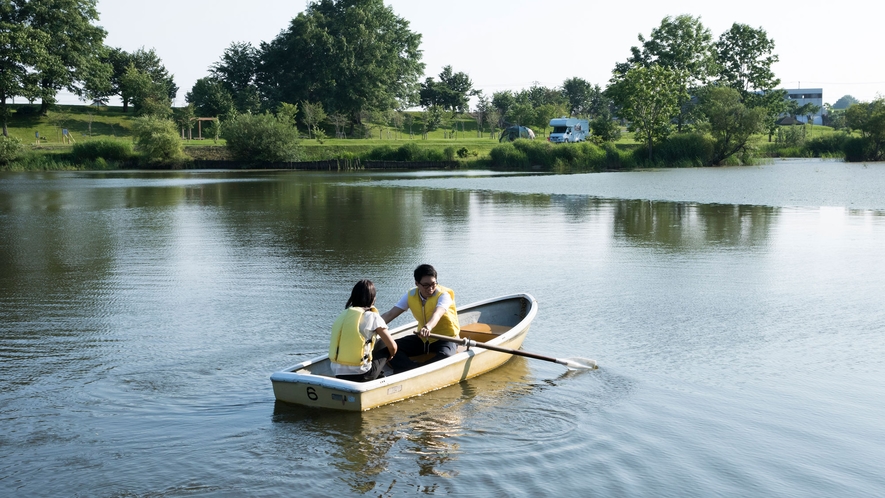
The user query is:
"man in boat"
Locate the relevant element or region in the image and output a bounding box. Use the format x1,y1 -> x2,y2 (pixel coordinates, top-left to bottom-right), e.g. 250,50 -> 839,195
381,264 -> 460,371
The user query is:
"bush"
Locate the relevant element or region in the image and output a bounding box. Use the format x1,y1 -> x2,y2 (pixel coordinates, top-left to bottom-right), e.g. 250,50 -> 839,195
222,113 -> 301,164
843,137 -> 874,162
71,139 -> 133,163
805,133 -> 849,158
654,133 -> 714,166
489,142 -> 530,169
777,126 -> 805,147
395,142 -> 425,161
365,142 -> 455,162
132,116 -> 186,165
0,135 -> 24,165
488,140 -> 614,171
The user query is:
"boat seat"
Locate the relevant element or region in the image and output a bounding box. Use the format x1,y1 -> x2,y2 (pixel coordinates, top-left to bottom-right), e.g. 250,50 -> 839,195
459,322 -> 510,343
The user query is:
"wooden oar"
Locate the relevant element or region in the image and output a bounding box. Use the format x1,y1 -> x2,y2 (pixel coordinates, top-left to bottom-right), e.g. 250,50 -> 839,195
426,333 -> 598,370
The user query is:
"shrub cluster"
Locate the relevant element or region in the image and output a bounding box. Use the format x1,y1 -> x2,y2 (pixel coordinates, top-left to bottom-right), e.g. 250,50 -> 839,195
842,137 -> 883,162
132,116 -> 187,165
70,139 -> 134,163
0,135 -> 24,165
652,133 -> 714,167
366,142 -> 448,162
222,113 -> 300,164
804,133 -> 850,158
488,139 -> 622,172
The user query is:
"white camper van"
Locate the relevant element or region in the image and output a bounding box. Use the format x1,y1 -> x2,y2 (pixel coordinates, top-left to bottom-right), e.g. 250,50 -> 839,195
548,117 -> 589,143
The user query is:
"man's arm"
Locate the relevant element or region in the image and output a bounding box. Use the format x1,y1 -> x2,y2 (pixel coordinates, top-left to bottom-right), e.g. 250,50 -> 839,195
417,306 -> 447,338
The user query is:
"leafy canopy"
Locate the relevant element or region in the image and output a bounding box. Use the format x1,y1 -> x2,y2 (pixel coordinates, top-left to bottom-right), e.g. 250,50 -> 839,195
257,0 -> 424,122
608,64 -> 686,160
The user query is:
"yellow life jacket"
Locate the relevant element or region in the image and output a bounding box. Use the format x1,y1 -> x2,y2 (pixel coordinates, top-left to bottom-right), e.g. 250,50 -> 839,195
328,307 -> 377,367
407,285 -> 460,342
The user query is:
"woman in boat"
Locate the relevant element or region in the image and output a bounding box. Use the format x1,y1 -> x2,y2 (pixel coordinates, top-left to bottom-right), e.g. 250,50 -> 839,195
381,264 -> 460,371
328,279 -> 398,382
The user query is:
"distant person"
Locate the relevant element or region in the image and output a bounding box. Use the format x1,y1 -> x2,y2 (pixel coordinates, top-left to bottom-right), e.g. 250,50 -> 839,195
381,264 -> 460,371
328,280 -> 397,382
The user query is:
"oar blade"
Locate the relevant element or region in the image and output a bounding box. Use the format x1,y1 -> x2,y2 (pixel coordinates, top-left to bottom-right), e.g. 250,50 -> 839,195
560,357 -> 598,370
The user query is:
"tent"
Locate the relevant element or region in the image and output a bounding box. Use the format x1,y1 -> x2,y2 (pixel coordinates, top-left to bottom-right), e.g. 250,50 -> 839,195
499,125 -> 536,142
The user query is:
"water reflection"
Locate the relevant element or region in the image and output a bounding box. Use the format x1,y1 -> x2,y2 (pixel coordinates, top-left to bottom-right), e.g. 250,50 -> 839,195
270,358 -> 532,493
612,199 -> 778,249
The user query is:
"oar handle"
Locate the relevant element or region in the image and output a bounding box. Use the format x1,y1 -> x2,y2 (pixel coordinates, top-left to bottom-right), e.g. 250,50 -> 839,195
426,333 -> 563,365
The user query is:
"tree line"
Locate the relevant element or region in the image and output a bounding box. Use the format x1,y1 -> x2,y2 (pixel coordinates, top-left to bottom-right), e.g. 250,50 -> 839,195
2,1 -> 883,165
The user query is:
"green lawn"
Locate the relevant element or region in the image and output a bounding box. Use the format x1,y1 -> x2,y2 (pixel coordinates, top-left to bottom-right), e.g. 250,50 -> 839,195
8,103 -> 842,166
4,103 -> 637,160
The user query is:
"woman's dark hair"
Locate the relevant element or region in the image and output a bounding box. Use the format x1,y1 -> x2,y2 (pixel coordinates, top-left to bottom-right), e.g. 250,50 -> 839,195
413,264 -> 437,283
346,279 -> 376,309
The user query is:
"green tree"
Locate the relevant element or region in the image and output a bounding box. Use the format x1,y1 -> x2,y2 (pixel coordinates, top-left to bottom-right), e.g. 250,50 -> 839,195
534,103 -> 565,136
590,109 -> 621,143
485,108 -> 501,139
491,91 -> 516,120
131,115 -> 184,164
257,0 -> 424,124
715,23 -> 779,97
698,86 -> 765,164
614,15 -> 715,131
0,2 -> 50,135
329,112 -> 349,138
797,102 -> 821,135
832,95 -> 858,110
422,105 -> 443,138
419,65 -> 474,113
607,64 -> 685,160
473,92 -> 491,137
0,135 -> 24,164
173,104 -> 195,140
210,41 -> 260,113
388,109 -> 403,139
508,101 -> 536,128
29,0 -> 107,114
80,46 -> 113,106
186,77 -> 236,119
120,64 -> 171,117
276,102 -> 299,128
844,98 -> 885,160
106,47 -> 177,112
520,84 -> 565,108
561,77 -> 593,117
222,113 -> 301,163
714,23 -> 782,140
300,101 -> 326,139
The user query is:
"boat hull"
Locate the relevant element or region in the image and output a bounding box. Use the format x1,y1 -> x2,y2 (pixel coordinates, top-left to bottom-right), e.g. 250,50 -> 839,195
271,293 -> 537,411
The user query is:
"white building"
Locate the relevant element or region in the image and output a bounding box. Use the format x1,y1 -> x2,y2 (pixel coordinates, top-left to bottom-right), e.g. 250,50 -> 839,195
783,88 -> 824,124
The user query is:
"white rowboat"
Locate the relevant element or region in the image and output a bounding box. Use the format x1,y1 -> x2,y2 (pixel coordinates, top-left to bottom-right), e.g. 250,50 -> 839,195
271,293 -> 538,411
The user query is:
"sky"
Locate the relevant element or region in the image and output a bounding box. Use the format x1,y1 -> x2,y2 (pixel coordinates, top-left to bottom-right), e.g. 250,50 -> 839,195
63,0 -> 885,106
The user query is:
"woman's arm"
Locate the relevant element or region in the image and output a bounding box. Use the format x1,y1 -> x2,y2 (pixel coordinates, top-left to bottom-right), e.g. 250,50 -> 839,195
375,327 -> 397,359
380,306 -> 405,324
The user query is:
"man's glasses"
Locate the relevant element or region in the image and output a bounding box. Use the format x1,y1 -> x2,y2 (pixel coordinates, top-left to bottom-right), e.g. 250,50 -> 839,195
417,281 -> 438,289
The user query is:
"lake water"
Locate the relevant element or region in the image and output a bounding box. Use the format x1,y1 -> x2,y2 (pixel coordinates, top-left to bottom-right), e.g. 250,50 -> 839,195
2,159 -> 884,496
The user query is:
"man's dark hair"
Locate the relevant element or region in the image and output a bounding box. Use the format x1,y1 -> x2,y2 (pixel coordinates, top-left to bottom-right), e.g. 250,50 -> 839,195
413,264 -> 437,283
346,279 -> 376,308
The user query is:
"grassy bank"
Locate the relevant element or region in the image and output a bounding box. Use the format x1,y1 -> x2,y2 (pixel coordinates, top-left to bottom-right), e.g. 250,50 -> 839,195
3,103 -> 863,172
